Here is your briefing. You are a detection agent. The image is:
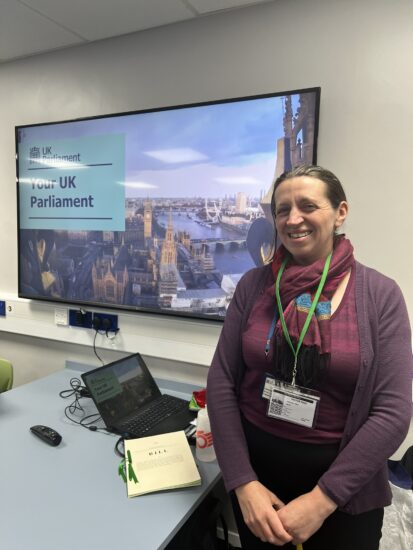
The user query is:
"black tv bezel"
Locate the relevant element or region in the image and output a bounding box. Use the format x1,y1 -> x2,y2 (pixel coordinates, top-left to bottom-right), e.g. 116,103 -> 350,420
15,86 -> 321,322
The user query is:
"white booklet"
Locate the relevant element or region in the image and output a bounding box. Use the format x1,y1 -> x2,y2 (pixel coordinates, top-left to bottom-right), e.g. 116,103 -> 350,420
124,430 -> 201,498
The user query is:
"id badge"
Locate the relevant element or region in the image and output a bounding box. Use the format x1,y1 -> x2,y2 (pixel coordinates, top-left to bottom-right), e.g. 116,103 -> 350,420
267,381 -> 320,428
261,374 -> 276,400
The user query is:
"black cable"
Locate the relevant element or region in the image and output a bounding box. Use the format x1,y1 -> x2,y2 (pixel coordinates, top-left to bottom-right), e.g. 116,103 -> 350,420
59,376 -> 85,399
115,437 -> 125,457
92,329 -> 105,365
63,406 -> 102,429
59,377 -> 107,432
60,378 -> 125,458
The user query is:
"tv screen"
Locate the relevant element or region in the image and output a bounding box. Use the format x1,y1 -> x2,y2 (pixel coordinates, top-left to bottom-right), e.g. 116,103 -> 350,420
16,87 -> 320,321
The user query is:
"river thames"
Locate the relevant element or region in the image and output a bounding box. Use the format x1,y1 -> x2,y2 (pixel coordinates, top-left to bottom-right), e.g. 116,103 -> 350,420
156,211 -> 257,275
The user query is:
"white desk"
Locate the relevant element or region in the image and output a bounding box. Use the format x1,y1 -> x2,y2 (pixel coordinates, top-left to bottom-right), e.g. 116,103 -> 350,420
0,367 -> 222,550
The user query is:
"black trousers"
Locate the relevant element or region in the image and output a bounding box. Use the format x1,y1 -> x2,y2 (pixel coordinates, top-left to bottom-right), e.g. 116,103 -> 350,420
231,418 -> 383,550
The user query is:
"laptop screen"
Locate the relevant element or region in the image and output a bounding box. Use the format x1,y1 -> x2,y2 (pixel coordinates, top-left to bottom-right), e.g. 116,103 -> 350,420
82,354 -> 161,426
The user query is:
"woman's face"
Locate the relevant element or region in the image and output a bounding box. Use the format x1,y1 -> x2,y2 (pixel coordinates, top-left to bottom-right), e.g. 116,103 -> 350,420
274,176 -> 348,265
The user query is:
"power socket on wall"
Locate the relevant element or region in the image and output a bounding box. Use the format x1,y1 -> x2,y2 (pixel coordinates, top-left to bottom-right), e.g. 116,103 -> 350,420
92,312 -> 118,332
66,309 -> 118,332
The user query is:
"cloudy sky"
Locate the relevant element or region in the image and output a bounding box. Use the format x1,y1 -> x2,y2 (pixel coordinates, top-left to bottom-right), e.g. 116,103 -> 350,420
19,92 -> 312,199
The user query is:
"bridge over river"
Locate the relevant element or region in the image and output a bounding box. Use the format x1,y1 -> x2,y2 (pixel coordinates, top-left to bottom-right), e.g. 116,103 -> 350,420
190,237 -> 247,251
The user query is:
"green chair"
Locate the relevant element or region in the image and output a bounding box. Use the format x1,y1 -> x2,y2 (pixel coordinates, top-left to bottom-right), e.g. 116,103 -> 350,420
0,358 -> 13,392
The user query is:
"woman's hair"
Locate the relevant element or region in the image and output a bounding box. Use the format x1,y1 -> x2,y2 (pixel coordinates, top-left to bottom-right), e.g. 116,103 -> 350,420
266,165 -> 347,262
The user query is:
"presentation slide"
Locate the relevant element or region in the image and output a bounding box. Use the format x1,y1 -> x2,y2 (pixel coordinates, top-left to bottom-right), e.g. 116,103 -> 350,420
16,89 -> 319,320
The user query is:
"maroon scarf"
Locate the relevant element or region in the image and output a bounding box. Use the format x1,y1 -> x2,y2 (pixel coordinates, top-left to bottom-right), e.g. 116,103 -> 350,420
269,235 -> 355,387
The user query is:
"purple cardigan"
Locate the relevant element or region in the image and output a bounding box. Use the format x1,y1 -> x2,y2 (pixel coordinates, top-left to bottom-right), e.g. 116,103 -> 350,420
207,261 -> 413,514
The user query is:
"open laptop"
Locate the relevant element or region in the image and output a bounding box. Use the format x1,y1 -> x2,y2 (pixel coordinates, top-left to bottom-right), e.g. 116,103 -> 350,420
81,353 -> 195,438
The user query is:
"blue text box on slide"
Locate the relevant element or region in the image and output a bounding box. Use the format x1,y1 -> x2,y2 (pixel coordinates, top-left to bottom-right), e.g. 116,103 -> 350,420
18,134 -> 125,231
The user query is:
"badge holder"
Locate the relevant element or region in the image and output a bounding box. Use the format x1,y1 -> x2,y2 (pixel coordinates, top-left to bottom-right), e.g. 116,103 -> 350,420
261,373 -> 276,400
267,380 -> 320,428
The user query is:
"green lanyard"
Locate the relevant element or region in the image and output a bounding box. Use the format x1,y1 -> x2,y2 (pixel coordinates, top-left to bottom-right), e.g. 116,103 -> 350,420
275,251 -> 332,386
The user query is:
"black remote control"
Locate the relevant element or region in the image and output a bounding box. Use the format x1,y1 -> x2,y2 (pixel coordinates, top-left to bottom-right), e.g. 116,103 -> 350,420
30,425 -> 62,446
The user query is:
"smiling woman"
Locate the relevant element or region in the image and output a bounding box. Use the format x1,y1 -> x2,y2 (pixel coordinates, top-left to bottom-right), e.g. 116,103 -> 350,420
207,165 -> 413,550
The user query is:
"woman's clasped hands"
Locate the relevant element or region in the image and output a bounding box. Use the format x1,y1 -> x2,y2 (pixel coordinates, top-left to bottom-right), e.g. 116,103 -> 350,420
235,481 -> 337,546
235,481 -> 292,545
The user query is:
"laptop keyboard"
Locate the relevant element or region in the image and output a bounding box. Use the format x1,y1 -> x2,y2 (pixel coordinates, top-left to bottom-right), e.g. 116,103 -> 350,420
120,394 -> 189,436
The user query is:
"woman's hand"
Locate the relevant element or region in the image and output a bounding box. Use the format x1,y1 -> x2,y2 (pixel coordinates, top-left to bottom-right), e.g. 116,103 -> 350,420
277,485 -> 337,544
235,480 -> 293,546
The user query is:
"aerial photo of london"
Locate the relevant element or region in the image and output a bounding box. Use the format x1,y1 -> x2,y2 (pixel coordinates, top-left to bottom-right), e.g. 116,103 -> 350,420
18,90 -> 318,320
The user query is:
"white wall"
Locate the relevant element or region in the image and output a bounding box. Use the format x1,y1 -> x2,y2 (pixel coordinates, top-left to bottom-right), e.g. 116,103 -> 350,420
1,0 -> 412,386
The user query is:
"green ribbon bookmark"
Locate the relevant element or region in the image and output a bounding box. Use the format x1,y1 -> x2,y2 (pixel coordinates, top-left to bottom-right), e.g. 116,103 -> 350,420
118,458 -> 127,483
127,450 -> 138,484
118,450 -> 138,484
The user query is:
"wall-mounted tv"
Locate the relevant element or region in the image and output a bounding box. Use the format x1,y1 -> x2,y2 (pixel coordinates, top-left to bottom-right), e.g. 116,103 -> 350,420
16,87 -> 320,321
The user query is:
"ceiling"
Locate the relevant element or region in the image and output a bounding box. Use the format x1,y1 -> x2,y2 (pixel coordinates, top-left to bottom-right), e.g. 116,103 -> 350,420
0,0 -> 275,64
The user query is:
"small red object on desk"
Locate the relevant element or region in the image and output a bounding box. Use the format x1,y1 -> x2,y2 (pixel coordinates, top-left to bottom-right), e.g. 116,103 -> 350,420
193,388 -> 206,409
